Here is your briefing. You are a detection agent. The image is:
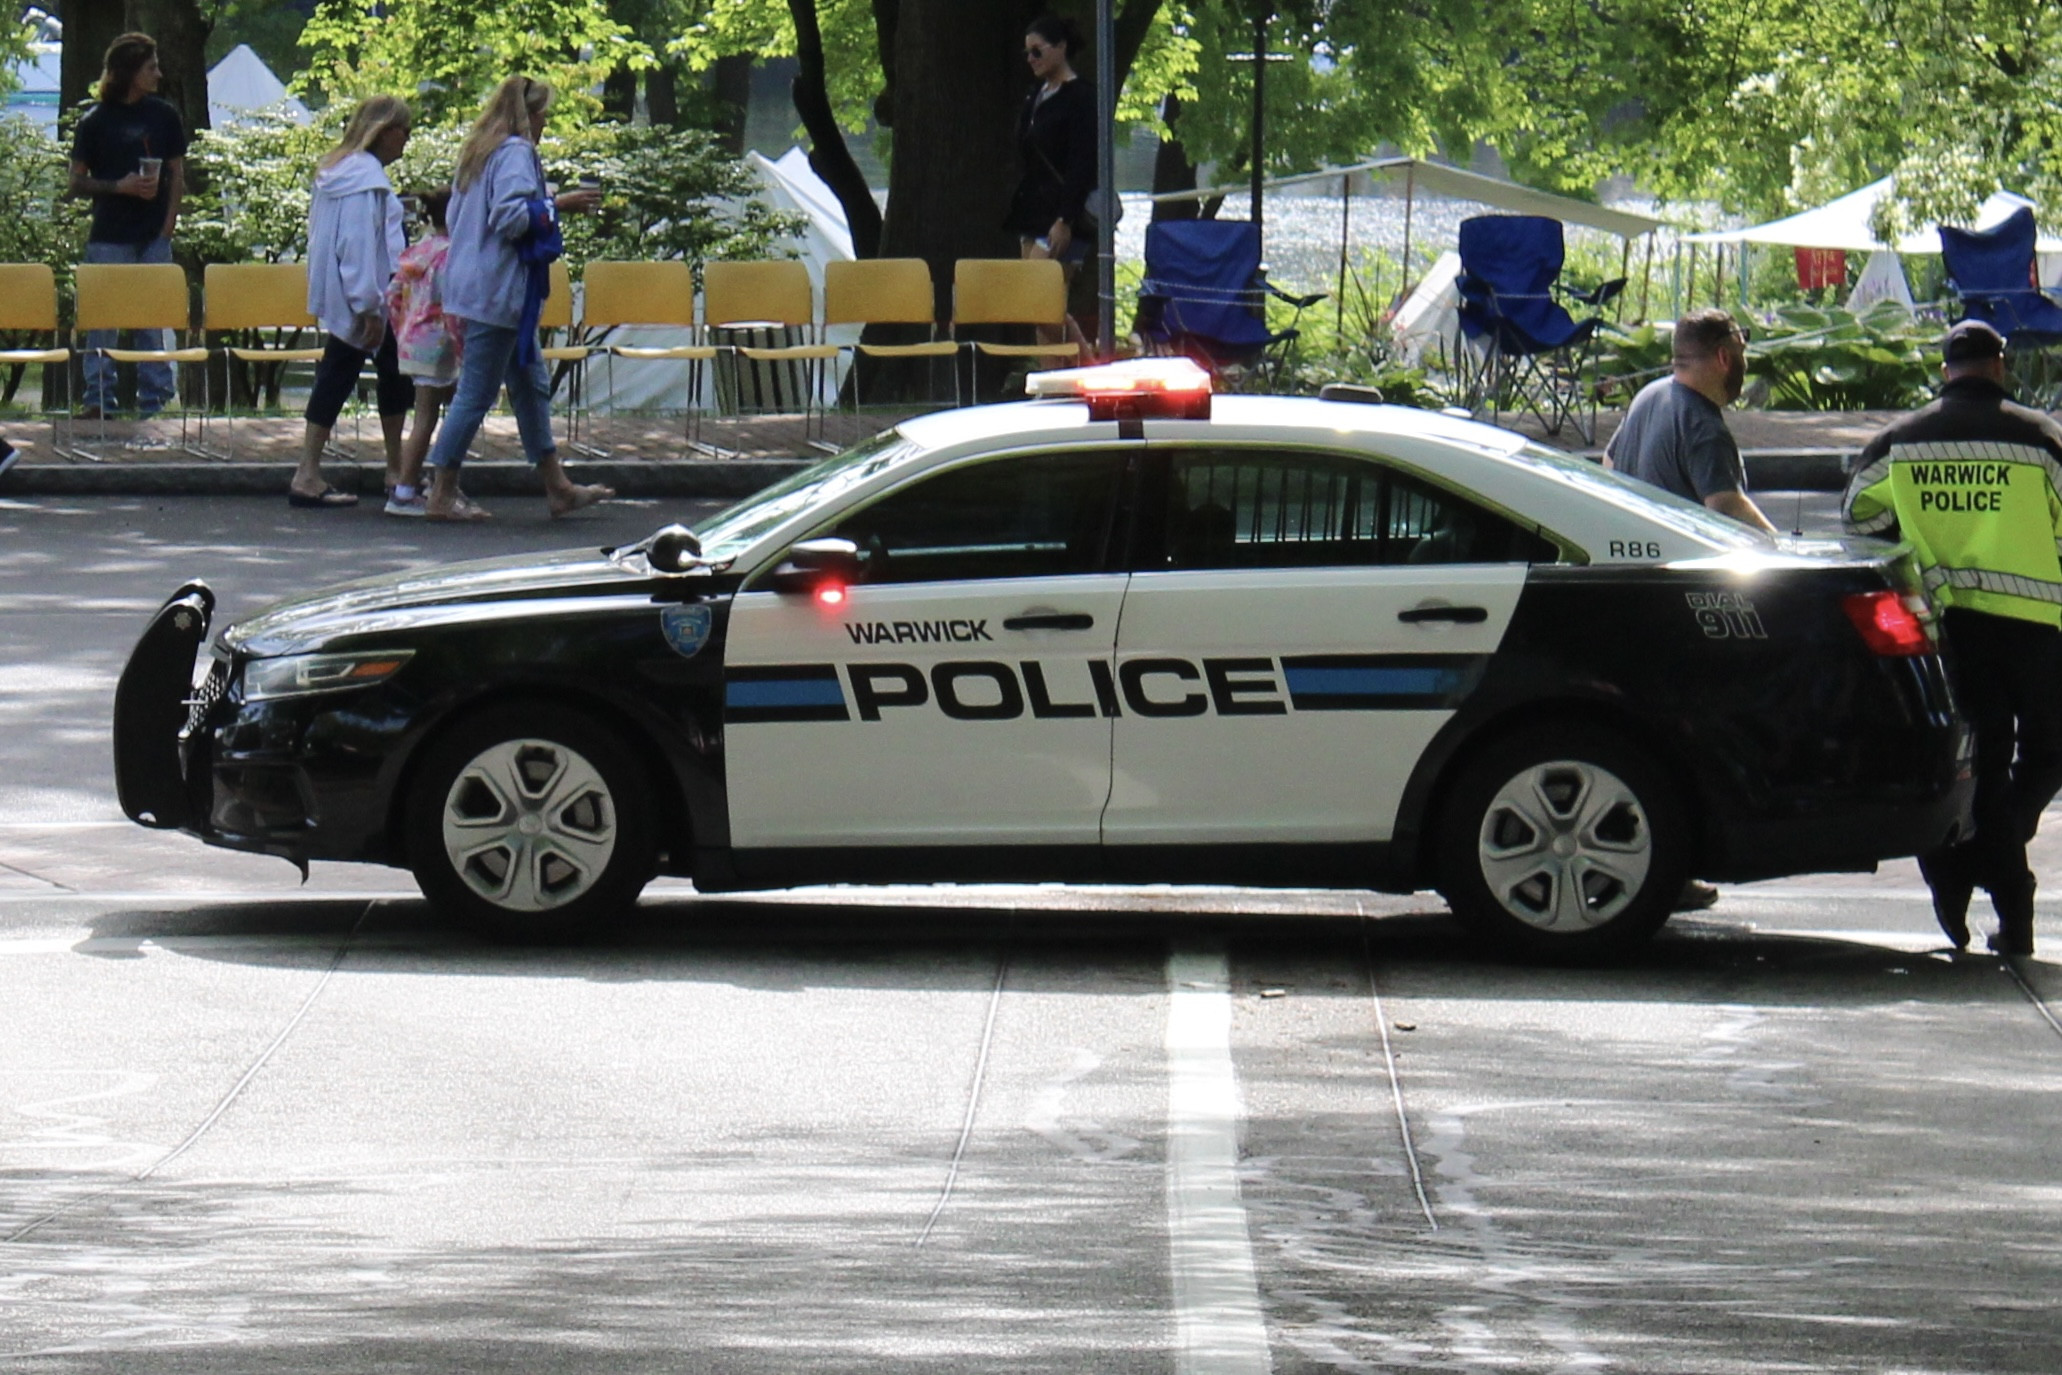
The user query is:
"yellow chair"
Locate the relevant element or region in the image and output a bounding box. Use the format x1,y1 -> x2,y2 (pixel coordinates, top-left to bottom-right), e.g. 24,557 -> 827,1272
952,258 -> 1080,401
704,259 -> 841,438
584,260 -> 718,447
824,258 -> 957,409
74,262 -> 214,458
0,263 -> 73,456
203,263 -> 324,457
538,260 -> 604,456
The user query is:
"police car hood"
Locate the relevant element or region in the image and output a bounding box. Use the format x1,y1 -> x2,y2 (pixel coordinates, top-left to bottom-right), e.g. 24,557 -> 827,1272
223,547 -> 653,657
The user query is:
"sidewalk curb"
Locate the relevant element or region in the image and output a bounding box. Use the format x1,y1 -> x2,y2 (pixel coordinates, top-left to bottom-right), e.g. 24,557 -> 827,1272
3,456 -> 814,499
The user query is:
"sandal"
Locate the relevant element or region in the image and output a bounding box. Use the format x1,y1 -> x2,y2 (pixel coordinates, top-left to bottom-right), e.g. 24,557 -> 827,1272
427,495 -> 492,523
549,482 -> 615,518
288,485 -> 359,508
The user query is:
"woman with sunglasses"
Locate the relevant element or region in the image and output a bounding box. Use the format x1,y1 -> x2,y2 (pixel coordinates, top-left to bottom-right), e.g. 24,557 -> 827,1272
1002,14 -> 1097,350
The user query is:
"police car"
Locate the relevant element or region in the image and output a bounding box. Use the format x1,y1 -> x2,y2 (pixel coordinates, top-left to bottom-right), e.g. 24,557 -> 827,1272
113,359 -> 1972,955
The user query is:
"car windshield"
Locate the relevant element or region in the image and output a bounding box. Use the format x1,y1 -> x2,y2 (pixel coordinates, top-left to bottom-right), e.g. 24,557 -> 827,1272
690,430 -> 922,562
1511,443 -> 1773,549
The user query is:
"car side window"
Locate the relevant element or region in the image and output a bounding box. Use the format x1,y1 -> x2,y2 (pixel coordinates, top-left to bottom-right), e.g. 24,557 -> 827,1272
1164,449 -> 1558,569
829,450 -> 1127,585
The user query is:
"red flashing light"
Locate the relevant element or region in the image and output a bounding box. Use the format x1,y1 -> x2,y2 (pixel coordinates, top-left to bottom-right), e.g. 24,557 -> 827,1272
815,583 -> 847,607
1842,590 -> 1931,656
1025,358 -> 1213,420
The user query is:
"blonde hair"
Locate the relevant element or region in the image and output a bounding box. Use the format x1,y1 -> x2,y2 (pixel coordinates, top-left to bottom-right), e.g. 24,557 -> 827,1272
319,95 -> 412,171
455,76 -> 553,191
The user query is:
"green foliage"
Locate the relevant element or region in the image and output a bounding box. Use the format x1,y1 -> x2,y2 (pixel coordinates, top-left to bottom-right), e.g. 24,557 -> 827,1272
296,0 -> 649,125
0,115 -> 87,279
205,0 -> 314,78
181,112 -> 332,265
1593,323 -> 1673,407
1743,302 -> 1936,412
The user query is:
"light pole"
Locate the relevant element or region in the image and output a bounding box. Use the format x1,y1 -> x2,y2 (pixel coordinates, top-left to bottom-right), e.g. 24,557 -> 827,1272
1096,0 -> 1116,359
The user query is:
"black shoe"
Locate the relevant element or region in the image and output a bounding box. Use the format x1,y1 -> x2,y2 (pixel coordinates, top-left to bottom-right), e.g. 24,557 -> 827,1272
1987,929 -> 2034,957
1930,882 -> 1973,950
1673,880 -> 1720,912
1988,876 -> 2036,958
76,405 -> 105,421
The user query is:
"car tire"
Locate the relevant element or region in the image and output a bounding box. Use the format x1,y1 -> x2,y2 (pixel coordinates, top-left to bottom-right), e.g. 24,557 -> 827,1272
406,703 -> 654,936
1435,723 -> 1689,958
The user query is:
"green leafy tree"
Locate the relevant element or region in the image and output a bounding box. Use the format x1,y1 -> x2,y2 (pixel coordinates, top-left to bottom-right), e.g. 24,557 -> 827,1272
295,0 -> 650,123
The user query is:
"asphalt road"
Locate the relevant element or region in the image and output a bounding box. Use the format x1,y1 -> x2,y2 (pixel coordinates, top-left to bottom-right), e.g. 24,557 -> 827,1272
2,493 -> 2060,1374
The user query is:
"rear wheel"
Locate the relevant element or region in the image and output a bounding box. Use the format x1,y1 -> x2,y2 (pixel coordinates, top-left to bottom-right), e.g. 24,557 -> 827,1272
407,703 -> 653,936
1435,724 -> 1689,958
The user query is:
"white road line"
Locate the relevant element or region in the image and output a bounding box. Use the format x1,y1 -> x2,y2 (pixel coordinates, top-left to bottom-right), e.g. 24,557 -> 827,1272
1166,946 -> 1271,1375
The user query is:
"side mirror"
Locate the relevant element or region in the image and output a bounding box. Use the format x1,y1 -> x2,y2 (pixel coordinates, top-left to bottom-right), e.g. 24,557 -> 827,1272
647,524 -> 704,574
768,537 -> 862,595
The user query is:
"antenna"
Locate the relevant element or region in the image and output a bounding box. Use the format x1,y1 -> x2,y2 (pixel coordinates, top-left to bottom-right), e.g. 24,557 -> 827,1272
1792,488 -> 1804,538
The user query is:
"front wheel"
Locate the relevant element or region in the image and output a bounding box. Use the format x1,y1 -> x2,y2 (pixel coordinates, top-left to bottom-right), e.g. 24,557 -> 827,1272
1435,724 -> 1690,958
407,703 -> 654,936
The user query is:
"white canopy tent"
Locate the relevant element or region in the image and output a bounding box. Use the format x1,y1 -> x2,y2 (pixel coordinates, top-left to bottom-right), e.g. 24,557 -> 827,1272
1681,177 -> 2061,254
206,44 -> 312,128
1678,176 -> 2062,305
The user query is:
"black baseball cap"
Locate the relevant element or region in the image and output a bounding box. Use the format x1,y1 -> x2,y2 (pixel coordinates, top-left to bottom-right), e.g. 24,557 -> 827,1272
1943,319 -> 2006,364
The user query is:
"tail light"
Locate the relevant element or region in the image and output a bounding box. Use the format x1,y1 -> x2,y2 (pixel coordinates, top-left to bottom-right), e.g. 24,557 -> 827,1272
1842,589 -> 1931,656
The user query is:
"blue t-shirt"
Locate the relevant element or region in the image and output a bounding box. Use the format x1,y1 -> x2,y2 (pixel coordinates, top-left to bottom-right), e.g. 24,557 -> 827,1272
71,95 -> 188,245
1605,377 -> 1745,503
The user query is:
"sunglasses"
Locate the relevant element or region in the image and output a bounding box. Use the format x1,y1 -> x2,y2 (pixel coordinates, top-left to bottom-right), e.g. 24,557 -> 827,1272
1024,43 -> 1050,58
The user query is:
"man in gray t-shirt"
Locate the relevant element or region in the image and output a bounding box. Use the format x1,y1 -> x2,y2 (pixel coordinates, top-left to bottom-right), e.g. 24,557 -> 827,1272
1605,308 -> 1776,534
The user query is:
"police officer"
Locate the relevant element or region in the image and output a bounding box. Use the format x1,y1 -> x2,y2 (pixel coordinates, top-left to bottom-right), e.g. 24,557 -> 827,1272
1843,319 -> 2062,956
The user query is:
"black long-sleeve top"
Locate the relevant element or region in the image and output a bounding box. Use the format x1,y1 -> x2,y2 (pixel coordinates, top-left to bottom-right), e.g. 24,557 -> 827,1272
1002,77 -> 1098,237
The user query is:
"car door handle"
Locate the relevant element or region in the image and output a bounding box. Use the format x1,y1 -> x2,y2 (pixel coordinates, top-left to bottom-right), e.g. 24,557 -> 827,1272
1003,612 -> 1096,631
1398,604 -> 1488,625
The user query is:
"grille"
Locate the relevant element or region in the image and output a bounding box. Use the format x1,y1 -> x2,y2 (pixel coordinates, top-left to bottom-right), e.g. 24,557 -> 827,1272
182,659 -> 228,740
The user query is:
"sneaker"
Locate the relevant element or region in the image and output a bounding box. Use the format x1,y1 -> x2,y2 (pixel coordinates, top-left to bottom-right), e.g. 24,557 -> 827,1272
0,439 -> 17,479
383,491 -> 428,518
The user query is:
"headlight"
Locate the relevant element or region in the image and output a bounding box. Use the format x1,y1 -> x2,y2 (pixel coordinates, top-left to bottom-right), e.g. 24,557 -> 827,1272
242,650 -> 414,701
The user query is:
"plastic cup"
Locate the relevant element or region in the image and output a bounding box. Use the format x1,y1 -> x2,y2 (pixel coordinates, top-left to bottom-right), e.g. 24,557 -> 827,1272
578,175 -> 601,194
138,157 -> 162,187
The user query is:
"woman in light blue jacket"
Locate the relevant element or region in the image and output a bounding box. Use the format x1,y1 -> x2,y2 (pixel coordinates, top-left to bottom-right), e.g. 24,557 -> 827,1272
423,76 -> 609,522
293,95 -> 413,508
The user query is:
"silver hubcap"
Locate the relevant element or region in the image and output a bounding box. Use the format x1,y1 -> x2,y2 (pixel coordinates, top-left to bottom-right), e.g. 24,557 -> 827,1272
441,738 -> 617,912
1478,760 -> 1652,931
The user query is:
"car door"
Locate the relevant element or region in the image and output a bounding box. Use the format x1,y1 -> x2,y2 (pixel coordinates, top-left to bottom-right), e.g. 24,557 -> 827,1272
725,446 -> 1133,849
1104,445 -> 1551,846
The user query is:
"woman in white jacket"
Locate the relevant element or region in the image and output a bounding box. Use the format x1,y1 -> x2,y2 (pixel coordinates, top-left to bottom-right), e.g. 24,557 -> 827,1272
293,95 -> 414,508
421,75 -> 608,522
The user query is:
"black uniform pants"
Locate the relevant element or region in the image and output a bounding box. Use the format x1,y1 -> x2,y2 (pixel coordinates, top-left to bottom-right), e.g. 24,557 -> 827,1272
1927,607 -> 2062,893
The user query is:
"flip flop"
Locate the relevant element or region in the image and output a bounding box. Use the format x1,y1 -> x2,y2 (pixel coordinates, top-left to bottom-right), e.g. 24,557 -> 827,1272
427,495 -> 493,523
549,482 -> 615,518
288,485 -> 359,508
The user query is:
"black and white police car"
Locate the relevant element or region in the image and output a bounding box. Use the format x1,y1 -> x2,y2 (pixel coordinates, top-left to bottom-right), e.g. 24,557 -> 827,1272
114,359 -> 1972,954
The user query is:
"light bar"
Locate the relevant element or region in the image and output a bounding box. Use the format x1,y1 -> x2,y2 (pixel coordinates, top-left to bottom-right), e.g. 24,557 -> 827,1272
1024,357 -> 1213,420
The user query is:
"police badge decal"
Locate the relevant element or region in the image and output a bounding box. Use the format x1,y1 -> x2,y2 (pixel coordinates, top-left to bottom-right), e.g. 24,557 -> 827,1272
661,603 -> 714,658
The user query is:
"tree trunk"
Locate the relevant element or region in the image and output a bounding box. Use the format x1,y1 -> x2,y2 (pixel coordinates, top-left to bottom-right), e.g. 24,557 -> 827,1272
788,0 -> 882,259
58,0 -> 126,119
602,67 -> 637,122
1150,91 -> 1199,221
708,53 -> 750,151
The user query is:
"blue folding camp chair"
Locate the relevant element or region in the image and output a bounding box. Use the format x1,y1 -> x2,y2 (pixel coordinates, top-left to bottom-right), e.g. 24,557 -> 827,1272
1452,215 -> 1623,442
1134,220 -> 1325,389
1940,206 -> 2062,406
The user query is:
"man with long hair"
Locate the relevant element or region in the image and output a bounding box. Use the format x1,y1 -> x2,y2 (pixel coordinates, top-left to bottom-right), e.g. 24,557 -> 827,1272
68,32 -> 187,420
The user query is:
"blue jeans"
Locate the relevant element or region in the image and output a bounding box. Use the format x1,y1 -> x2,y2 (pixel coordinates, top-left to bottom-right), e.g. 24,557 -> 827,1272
427,319 -> 555,472
82,237 -> 177,413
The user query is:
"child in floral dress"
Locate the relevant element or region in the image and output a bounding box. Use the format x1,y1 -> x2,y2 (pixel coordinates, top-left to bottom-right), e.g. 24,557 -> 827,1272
382,189 -> 461,517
